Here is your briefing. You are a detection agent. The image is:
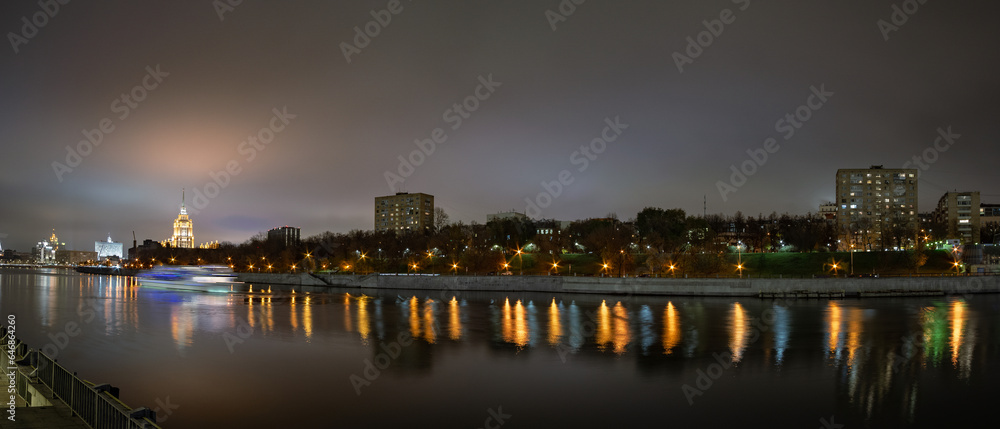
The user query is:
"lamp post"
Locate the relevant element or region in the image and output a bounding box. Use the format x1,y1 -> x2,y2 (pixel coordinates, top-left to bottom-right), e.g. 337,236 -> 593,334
850,243 -> 854,276
619,249 -> 624,277
737,241 -> 742,278
516,248 -> 523,275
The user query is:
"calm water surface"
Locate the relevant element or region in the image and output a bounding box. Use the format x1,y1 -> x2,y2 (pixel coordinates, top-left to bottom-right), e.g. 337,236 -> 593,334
2,268 -> 998,428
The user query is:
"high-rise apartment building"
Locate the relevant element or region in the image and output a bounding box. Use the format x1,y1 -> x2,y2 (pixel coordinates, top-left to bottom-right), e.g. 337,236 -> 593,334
835,166 -> 918,250
268,226 -> 301,246
375,192 -> 434,233
933,191 -> 980,244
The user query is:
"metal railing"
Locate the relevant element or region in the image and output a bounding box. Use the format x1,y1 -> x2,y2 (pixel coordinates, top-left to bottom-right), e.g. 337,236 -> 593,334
5,332 -> 161,429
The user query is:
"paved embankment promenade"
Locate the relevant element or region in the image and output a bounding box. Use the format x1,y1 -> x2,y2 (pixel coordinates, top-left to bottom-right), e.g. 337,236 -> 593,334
234,272 -> 1000,298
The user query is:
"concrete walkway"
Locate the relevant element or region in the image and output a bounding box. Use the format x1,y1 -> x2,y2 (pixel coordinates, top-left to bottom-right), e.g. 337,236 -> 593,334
11,365 -> 89,429
9,406 -> 90,429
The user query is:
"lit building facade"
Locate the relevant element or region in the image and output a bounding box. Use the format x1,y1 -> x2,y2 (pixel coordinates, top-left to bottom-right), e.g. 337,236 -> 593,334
835,166 -> 918,250
95,234 -> 124,260
166,190 -> 194,248
375,192 -> 434,233
933,191 -> 980,245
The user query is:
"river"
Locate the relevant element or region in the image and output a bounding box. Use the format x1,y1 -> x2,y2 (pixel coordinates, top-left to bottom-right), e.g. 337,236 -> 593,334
2,268 -> 997,428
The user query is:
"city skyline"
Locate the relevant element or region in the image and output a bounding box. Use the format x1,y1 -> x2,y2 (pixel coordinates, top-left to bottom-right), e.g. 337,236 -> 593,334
2,1 -> 999,251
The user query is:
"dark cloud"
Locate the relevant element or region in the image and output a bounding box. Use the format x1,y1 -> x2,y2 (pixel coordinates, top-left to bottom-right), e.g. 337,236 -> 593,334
1,0 -> 998,251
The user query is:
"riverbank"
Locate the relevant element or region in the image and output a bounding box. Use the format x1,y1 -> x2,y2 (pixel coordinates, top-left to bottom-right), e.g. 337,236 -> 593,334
234,272 -> 1000,298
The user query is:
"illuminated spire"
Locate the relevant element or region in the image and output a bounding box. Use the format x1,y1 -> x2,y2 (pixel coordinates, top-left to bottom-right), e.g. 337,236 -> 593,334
180,188 -> 187,215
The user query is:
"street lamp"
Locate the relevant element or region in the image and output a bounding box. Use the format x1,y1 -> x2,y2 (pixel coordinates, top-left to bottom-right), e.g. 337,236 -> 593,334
601,263 -> 609,277
668,264 -> 676,277
452,263 -> 459,275
551,261 -> 559,275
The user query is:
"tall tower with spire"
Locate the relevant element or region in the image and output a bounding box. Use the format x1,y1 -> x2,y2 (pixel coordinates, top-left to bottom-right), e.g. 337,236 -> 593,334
169,189 -> 194,248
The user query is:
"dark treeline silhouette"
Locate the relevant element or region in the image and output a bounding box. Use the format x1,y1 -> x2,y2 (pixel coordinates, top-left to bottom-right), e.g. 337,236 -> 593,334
131,207 -> 928,275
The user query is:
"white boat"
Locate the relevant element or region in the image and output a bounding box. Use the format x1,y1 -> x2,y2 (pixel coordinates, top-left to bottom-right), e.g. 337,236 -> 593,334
137,265 -> 245,293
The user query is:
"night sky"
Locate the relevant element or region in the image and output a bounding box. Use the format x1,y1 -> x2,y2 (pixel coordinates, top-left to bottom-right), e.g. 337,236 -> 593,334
2,0 -> 998,252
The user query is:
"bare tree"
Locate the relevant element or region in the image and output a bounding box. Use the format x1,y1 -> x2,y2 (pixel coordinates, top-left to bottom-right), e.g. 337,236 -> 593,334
434,207 -> 450,233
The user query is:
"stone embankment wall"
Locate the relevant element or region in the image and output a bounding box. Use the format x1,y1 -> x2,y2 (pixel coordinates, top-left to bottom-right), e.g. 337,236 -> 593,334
234,273 -> 1000,297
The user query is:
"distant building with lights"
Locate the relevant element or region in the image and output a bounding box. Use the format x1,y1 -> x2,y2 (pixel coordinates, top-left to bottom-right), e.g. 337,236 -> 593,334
267,226 -> 300,247
933,191 -> 980,245
32,229 -> 63,263
835,166 -> 918,250
95,234 -> 124,260
819,202 -> 837,221
982,203 -> 1000,246
130,239 -> 163,260
487,211 -> 528,222
375,192 -> 434,233
199,241 -> 220,249
164,189 -> 194,248
55,249 -> 98,265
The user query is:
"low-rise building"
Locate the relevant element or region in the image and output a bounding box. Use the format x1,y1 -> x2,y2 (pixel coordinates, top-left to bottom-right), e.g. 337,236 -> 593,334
55,250 -> 98,265
819,202 -> 837,221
